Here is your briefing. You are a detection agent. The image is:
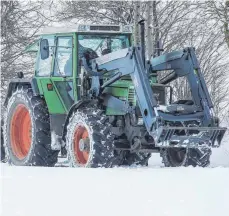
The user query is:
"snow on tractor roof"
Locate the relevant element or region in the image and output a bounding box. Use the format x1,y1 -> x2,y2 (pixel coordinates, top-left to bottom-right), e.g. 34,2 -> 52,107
37,24 -> 133,35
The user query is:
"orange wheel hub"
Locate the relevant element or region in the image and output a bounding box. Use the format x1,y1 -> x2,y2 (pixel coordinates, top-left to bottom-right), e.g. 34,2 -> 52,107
10,104 -> 32,160
73,125 -> 90,165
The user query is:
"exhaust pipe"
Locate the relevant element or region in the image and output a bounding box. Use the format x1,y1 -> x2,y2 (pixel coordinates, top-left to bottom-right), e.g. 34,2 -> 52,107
138,19 -> 146,68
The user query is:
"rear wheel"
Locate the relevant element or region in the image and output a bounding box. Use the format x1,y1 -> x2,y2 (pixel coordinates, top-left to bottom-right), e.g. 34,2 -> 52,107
3,86 -> 59,166
66,107 -> 117,168
160,147 -> 211,167
1,126 -> 6,163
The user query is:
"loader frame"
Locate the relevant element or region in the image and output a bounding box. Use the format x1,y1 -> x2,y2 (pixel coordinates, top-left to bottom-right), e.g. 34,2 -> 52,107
81,45 -> 226,148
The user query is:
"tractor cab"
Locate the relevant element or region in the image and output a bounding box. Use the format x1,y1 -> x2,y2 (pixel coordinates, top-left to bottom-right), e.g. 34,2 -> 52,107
24,24 -> 133,115
24,24 -> 173,117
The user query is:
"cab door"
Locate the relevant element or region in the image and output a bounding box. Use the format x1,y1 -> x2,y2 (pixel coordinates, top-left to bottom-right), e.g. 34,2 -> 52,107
36,34 -> 77,115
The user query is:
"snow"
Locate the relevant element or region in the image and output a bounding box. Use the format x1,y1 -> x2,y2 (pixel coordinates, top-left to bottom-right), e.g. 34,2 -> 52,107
157,105 -> 168,112
1,134 -> 229,216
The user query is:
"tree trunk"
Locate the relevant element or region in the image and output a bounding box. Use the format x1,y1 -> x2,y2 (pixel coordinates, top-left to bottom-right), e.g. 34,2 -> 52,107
225,0 -> 229,49
133,1 -> 141,46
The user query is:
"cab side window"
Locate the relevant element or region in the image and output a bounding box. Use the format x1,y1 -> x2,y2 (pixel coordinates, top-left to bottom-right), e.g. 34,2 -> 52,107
54,37 -> 73,77
37,37 -> 54,76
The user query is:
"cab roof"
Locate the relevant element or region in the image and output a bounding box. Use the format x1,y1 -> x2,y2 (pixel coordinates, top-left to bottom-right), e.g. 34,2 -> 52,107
36,24 -> 133,35
25,24 -> 132,53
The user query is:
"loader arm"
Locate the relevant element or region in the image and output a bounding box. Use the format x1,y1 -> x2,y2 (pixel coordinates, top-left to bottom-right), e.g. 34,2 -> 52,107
83,46 -> 226,147
90,47 -> 159,131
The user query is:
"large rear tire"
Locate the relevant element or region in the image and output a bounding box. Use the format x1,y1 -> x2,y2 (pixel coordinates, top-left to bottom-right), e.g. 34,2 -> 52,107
3,86 -> 59,166
66,107 -> 117,168
1,126 -> 6,163
160,147 -> 211,167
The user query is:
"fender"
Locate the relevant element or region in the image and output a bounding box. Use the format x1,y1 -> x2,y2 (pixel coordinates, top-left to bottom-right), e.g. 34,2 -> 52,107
4,77 -> 39,107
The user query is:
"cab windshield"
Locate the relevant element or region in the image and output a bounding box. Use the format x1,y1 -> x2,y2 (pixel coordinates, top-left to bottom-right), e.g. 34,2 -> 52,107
78,34 -> 130,60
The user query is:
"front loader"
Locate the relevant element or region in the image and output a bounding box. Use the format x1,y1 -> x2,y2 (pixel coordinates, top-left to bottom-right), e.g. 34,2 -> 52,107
1,22 -> 226,167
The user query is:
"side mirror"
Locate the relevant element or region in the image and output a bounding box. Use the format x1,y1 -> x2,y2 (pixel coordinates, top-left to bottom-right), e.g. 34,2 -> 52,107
40,39 -> 49,60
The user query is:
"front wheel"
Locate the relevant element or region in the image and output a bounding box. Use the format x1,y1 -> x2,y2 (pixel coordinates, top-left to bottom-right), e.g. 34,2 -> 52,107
66,107 -> 117,168
160,147 -> 211,167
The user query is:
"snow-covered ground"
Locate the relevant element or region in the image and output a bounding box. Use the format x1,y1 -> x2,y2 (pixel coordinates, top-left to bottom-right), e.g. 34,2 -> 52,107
1,134 -> 229,216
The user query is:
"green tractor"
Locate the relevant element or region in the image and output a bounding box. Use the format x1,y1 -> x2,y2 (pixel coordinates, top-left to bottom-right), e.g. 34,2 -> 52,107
1,22 -> 226,168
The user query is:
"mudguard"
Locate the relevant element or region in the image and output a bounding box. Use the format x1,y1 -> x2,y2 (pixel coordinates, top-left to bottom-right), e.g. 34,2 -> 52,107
4,78 -> 39,107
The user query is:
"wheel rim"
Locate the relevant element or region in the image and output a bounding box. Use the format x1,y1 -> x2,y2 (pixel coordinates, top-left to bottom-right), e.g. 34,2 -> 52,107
10,104 -> 32,160
73,125 -> 90,165
167,148 -> 187,165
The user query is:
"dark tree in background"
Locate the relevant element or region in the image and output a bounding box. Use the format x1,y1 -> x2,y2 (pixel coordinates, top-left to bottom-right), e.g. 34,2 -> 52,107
1,0 -> 54,100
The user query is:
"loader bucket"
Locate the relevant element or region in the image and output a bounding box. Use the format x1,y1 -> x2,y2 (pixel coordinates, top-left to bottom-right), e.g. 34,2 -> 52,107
154,126 -> 227,148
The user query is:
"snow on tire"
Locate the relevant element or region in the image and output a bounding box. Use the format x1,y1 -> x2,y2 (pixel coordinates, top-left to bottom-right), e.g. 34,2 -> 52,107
3,86 -> 59,166
66,107 -> 116,168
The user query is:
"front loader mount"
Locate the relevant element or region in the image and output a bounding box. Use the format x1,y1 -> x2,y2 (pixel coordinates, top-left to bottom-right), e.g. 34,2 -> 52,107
82,46 -> 227,149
